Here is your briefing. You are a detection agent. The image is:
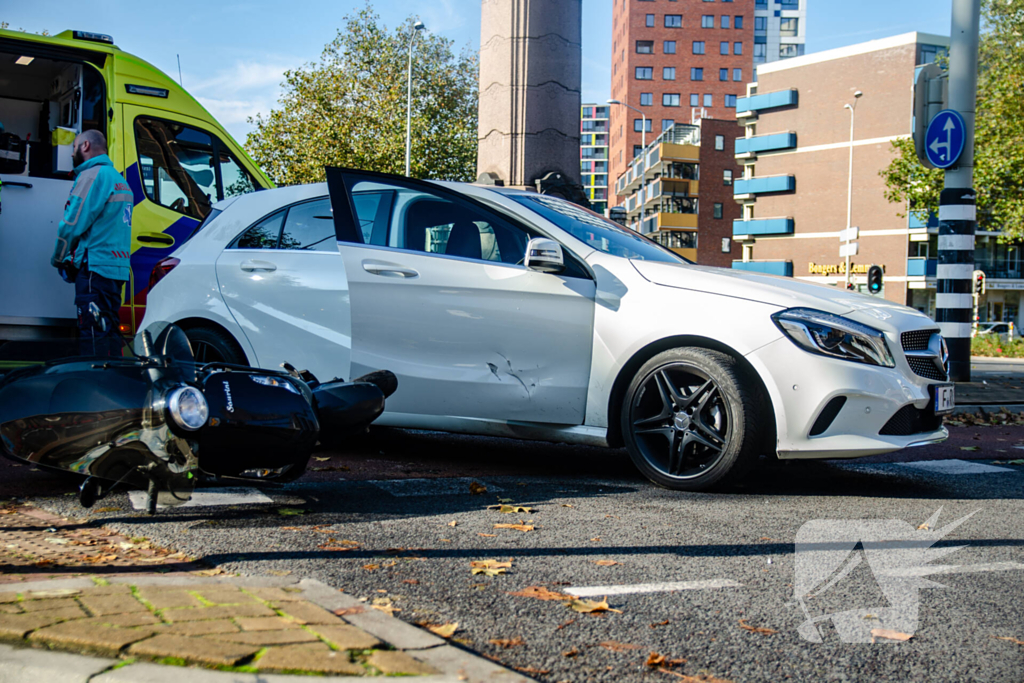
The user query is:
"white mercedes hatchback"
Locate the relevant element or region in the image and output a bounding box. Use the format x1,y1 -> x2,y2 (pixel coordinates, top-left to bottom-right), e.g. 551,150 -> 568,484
142,169 -> 951,491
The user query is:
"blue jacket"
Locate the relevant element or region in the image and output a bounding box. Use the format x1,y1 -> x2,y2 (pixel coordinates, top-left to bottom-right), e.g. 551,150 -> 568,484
51,154 -> 133,281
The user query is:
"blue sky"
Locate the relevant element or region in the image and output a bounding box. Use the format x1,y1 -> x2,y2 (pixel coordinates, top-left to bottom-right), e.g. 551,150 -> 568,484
5,1 -> 953,143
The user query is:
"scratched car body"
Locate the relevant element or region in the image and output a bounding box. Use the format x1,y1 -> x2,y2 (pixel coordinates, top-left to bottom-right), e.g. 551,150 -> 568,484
143,168 -> 950,491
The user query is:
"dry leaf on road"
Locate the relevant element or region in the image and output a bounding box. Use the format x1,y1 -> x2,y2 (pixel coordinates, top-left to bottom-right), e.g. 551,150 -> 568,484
362,564 -> 378,571
647,652 -> 667,667
508,585 -> 572,601
469,482 -> 488,495
562,648 -> 579,657
494,523 -> 535,532
592,560 -> 619,566
490,637 -> 526,648
488,504 -> 535,514
192,567 -> 226,576
738,619 -> 777,635
990,635 -> 1024,646
590,537 -> 601,542
314,456 -> 331,461
568,597 -> 622,614
650,619 -> 670,628
471,559 -> 511,576
870,628 -> 914,642
478,533 -> 497,538
448,520 -> 458,527
561,504 -> 574,508
423,622 -> 459,638
333,606 -> 366,616
600,641 -> 642,652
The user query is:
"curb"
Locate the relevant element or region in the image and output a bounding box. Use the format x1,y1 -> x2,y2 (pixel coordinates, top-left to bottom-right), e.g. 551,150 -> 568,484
0,576 -> 534,683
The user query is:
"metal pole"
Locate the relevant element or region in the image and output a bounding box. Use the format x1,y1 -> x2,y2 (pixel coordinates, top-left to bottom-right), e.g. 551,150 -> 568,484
936,0 -> 980,383
404,30 -> 416,177
845,103 -> 855,288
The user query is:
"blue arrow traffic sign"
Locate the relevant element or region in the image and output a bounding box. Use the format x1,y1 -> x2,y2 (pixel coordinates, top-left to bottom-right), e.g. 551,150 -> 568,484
925,109 -> 966,169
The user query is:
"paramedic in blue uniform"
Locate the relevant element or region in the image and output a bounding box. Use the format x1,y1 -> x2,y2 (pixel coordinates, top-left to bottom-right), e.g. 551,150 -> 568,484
51,130 -> 134,356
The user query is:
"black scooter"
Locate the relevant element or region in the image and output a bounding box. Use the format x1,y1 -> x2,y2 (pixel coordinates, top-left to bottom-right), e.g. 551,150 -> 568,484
0,323 -> 394,513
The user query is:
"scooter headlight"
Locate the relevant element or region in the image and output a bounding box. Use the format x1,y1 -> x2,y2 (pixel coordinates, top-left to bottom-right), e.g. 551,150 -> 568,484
167,386 -> 209,431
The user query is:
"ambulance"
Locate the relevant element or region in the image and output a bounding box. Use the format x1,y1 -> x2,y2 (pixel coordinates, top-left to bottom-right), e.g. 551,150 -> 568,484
0,28 -> 272,344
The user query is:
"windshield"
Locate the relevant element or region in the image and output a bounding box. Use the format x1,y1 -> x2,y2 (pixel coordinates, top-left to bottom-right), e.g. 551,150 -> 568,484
508,193 -> 688,264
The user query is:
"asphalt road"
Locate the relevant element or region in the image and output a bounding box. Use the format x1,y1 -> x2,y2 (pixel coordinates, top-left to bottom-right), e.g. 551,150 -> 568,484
9,424 -> 1024,683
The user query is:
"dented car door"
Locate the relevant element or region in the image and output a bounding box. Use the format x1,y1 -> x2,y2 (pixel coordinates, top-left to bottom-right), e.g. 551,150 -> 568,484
325,169 -> 596,424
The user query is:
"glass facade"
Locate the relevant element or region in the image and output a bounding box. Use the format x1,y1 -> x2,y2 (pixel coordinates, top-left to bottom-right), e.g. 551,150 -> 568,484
580,104 -> 611,214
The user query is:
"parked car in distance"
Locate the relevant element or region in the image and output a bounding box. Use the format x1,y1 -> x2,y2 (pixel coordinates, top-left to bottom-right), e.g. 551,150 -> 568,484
142,170 -> 951,491
975,322 -> 1013,341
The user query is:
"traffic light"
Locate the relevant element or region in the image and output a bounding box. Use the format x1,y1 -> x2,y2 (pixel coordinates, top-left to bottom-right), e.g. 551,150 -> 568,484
867,265 -> 883,294
973,270 -> 986,295
846,282 -> 856,291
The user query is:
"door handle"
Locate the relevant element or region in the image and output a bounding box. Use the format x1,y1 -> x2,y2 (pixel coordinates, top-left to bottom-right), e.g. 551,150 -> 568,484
362,261 -> 418,279
240,259 -> 277,272
137,232 -> 174,246
2,181 -> 32,188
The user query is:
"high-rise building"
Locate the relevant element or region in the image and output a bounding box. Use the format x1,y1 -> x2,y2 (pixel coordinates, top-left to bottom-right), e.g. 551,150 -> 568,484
753,0 -> 807,66
580,104 -> 610,214
609,0 -> 754,205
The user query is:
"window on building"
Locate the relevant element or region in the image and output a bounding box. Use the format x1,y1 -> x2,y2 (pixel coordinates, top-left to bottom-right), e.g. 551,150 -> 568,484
780,44 -> 798,58
702,15 -> 714,28
755,0 -> 767,6
662,93 -> 680,106
725,94 -> 737,108
723,169 -> 733,185
596,106 -> 609,118
664,40 -> 676,54
721,15 -> 730,28
582,106 -> 593,118
665,14 -> 682,28
690,67 -> 704,80
640,92 -> 653,106
693,41 -> 705,54
635,66 -> 653,80
663,66 -> 676,80
634,118 -> 652,132
703,94 -> 713,107
720,41 -> 730,55
780,18 -> 799,36
754,43 -> 767,60
719,68 -> 729,81
690,93 -> 700,107
646,13 -> 655,27
734,41 -> 743,54
714,203 -> 724,219
734,16 -> 743,28
733,68 -> 742,81
919,44 -> 948,65
722,237 -> 731,253
661,119 -> 675,132
633,145 -> 644,158
754,16 -> 767,31
636,40 -> 654,54
715,134 -> 724,150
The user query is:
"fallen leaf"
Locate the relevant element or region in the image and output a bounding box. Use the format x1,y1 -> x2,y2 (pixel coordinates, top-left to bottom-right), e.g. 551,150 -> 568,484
508,585 -> 572,601
314,457 -> 331,461
94,506 -> 120,513
363,564 -> 379,571
471,559 -> 512,569
494,523 -> 535,532
563,648 -> 579,657
424,622 -> 459,638
990,635 -> 1024,646
333,607 -> 366,616
650,619 -> 670,628
371,604 -> 401,616
600,641 -> 642,652
593,560 -> 619,566
758,537 -> 775,541
870,628 -> 914,642
647,652 -> 667,667
319,543 -> 360,552
192,567 -> 226,576
280,526 -> 304,531
490,637 -> 526,648
478,533 -> 497,538
658,669 -> 721,682
267,570 -> 292,577
489,504 -> 535,514
448,520 -> 458,527
590,537 -> 601,542
738,619 -> 776,635
917,523 -> 930,530
34,559 -> 54,567
276,508 -> 306,516
513,666 -> 551,675
469,481 -> 487,495
561,504 -> 574,508
555,619 -> 576,630
961,446 -> 981,451
403,579 -> 420,585
568,597 -> 621,614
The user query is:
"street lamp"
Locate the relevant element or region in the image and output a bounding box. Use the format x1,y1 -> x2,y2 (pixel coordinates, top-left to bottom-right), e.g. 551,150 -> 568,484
843,90 -> 863,288
607,99 -> 647,158
405,20 -> 426,177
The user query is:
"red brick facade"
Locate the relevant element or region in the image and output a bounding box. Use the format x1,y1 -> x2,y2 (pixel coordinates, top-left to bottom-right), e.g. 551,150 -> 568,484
697,118 -> 744,267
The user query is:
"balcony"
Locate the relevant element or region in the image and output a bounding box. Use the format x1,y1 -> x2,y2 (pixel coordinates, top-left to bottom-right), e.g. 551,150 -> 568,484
976,257 -> 1024,279
736,89 -> 798,117
733,175 -> 796,196
906,258 -> 937,277
663,162 -> 699,181
732,260 -> 793,277
732,217 -> 794,237
734,132 -> 797,156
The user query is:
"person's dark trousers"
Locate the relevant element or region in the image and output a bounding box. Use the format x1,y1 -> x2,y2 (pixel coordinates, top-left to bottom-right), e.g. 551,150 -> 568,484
74,269 -> 125,357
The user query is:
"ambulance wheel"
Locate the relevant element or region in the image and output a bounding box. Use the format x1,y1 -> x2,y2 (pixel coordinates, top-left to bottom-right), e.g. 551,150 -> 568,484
184,327 -> 247,365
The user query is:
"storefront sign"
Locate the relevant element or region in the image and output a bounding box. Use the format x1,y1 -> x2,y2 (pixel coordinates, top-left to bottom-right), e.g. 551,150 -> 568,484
987,281 -> 1024,290
807,262 -> 885,276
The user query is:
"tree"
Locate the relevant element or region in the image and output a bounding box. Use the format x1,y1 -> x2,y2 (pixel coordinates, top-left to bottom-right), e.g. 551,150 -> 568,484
880,0 -> 1024,238
245,5 -> 478,186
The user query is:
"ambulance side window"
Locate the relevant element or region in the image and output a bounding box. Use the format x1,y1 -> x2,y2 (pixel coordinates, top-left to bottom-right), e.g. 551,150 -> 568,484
134,117 -> 218,221
220,151 -> 258,199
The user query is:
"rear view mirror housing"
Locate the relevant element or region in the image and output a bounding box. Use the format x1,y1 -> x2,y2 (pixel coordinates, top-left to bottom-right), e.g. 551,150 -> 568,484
524,237 -> 564,274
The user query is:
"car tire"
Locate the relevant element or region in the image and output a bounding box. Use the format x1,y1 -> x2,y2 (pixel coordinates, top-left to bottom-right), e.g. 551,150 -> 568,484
621,347 -> 762,491
184,327 -> 247,365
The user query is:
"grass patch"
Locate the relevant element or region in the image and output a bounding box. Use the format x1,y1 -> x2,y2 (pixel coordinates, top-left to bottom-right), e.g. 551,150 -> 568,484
91,577 -> 110,586
110,658 -> 136,670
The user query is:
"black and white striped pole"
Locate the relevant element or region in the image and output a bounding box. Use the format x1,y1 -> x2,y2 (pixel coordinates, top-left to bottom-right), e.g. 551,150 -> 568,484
935,0 -> 980,383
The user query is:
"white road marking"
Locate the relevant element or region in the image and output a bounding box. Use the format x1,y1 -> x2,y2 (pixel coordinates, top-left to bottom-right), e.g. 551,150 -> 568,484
880,561 -> 1024,578
565,579 -> 743,598
367,478 -> 502,497
128,487 -> 273,510
896,459 -> 1013,475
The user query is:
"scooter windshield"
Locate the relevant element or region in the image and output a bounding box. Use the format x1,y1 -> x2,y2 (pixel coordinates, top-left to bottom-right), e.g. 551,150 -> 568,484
133,322 -> 197,382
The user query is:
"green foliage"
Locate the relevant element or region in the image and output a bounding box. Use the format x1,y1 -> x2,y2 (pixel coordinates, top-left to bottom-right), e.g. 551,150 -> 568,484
881,0 -> 1024,237
972,332 -> 1024,357
245,5 -> 478,186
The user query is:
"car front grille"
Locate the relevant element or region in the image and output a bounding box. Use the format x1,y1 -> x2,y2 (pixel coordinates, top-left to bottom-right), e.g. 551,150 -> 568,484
901,329 -> 933,352
907,357 -> 948,381
879,404 -> 944,436
901,329 -> 948,382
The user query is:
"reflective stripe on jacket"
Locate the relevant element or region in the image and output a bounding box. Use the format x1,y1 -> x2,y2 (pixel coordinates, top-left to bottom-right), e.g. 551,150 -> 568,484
51,154 -> 133,281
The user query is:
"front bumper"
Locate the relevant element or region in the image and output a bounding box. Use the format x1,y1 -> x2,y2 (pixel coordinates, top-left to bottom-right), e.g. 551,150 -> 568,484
747,337 -> 948,460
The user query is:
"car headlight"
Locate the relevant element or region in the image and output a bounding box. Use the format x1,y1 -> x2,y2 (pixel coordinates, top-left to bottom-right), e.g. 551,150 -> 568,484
167,386 -> 209,431
771,308 -> 895,368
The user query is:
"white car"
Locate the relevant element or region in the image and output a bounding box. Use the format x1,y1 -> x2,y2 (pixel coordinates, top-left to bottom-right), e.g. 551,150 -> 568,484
142,169 -> 951,491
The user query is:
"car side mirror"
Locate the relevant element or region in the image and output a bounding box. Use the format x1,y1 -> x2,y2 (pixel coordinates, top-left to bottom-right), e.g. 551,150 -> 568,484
524,237 -> 564,274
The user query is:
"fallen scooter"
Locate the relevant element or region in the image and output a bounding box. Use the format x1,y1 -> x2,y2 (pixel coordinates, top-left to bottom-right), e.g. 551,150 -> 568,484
0,323 -> 395,513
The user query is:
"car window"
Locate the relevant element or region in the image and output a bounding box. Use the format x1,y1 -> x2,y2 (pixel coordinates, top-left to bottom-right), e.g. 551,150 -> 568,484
233,211 -> 284,249
352,191 -> 395,245
219,150 -> 259,200
135,118 -> 217,221
509,193 -> 688,263
279,198 -> 336,251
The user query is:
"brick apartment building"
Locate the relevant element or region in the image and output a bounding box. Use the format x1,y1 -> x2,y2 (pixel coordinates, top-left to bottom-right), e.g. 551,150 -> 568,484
731,32 -> 952,309
609,0 -> 754,204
